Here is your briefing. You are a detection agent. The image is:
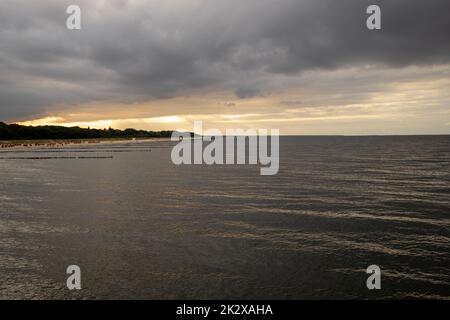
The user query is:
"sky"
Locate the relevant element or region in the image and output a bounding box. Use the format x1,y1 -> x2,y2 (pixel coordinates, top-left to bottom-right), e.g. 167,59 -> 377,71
1,0 -> 449,135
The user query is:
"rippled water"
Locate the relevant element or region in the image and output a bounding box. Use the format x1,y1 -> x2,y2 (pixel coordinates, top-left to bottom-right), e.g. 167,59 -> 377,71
1,136 -> 449,299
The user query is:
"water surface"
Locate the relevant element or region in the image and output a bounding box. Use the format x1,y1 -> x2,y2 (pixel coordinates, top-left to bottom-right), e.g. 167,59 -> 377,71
1,136 -> 449,299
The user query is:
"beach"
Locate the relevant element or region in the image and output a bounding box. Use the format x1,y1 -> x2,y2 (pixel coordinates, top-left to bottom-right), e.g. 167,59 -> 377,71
0,137 -> 172,150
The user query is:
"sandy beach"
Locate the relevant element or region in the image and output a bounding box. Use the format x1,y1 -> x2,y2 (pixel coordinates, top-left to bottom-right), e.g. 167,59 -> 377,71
0,137 -> 172,150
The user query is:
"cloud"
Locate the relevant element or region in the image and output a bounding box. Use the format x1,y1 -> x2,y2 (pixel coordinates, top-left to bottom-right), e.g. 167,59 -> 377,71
0,0 -> 449,121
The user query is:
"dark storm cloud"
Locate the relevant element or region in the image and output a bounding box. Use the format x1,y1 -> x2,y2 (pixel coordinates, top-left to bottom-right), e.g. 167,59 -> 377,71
0,0 -> 449,120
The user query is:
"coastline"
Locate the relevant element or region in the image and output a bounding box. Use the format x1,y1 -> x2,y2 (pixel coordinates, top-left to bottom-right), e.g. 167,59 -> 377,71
0,137 -> 172,150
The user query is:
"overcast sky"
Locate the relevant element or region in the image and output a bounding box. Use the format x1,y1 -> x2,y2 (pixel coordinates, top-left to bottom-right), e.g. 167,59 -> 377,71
1,0 -> 449,134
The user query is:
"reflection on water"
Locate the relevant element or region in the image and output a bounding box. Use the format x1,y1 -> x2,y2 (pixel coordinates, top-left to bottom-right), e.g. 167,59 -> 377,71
1,136 -> 449,299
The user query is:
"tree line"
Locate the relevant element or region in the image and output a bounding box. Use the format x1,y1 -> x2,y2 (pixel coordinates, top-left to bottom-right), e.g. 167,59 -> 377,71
0,122 -> 174,140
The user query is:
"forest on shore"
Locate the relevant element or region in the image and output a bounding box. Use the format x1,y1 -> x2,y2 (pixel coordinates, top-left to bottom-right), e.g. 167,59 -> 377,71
0,122 -> 174,140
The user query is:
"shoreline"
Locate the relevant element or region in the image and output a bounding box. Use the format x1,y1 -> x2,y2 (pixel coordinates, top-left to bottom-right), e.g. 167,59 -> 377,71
0,137 -> 172,150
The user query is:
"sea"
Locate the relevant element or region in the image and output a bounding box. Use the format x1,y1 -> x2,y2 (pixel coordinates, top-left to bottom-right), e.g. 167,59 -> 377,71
0,136 -> 449,299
